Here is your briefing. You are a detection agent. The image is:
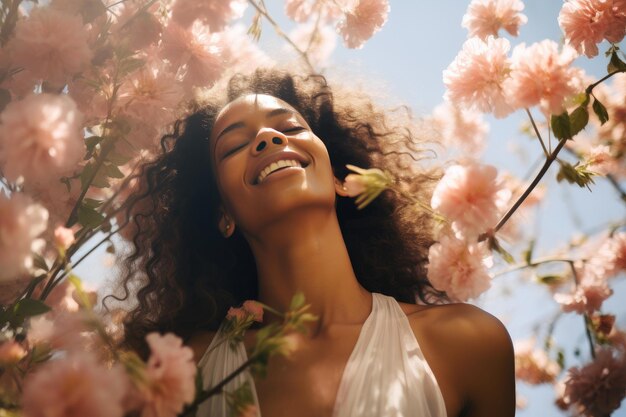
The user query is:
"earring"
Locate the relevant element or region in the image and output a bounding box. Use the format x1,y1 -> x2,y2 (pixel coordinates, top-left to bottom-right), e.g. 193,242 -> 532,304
342,185 -> 347,191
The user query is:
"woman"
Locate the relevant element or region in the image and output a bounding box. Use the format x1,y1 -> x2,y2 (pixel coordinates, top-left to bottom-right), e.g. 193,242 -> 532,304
113,69 -> 515,417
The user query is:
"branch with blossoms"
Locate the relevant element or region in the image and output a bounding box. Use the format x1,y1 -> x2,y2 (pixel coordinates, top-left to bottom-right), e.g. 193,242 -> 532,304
342,1 -> 626,415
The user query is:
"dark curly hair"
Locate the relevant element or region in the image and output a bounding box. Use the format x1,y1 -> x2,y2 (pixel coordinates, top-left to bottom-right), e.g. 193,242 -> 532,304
108,69 -> 447,358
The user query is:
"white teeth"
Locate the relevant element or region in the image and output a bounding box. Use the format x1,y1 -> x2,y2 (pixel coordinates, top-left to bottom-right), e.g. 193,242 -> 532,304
257,159 -> 302,184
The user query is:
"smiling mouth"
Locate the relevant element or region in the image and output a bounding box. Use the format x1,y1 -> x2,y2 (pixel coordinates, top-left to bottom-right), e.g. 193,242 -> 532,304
255,159 -> 309,184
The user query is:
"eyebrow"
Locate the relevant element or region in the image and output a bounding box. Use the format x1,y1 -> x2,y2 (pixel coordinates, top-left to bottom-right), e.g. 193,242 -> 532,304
215,107 -> 295,142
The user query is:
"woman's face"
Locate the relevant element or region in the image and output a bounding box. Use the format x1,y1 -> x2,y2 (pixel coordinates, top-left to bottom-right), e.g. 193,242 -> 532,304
209,94 -> 337,236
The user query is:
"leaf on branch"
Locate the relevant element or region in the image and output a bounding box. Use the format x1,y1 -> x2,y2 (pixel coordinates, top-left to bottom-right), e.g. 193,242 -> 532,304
106,151 -> 132,166
536,274 -> 565,285
556,160 -> 596,190
12,298 -> 51,325
592,97 -> 609,125
608,50 -> 626,73
85,135 -> 104,154
81,162 -> 110,189
247,11 -> 263,42
290,292 -> 305,311
103,162 -> 125,179
487,235 -> 515,264
32,253 -> 49,272
78,203 -> 105,229
522,240 -> 535,265
551,112 -> 571,139
569,106 -> 589,137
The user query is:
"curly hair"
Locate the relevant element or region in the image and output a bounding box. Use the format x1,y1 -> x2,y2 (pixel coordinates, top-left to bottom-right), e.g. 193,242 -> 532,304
108,69 -> 447,358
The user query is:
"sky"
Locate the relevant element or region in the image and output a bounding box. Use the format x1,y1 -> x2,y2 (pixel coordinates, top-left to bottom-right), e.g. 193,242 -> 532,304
74,2 -> 626,416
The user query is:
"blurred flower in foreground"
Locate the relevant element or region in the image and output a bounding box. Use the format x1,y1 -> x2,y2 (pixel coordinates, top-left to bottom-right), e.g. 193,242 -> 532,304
514,339 -> 560,385
561,348 -> 626,417
342,164 -> 393,209
431,101 -> 489,155
558,0 -> 626,58
337,0 -> 390,49
427,233 -> 493,301
443,36 -> 514,118
22,352 -> 127,417
0,191 -> 48,282
0,93 -> 85,186
462,0 -> 528,40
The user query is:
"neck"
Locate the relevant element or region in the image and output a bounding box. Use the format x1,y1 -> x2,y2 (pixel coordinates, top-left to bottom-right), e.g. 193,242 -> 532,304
246,209 -> 372,333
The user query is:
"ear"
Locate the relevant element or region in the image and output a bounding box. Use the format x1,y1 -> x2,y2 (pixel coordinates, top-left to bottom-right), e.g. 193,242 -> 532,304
334,177 -> 350,197
218,209 -> 235,238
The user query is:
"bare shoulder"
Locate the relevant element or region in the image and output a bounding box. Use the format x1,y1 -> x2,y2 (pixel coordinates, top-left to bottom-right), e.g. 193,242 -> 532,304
399,302 -> 516,417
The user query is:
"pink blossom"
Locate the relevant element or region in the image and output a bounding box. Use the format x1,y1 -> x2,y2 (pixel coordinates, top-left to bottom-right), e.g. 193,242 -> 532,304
219,25 -> 275,74
243,300 -> 264,322
342,174 -> 367,197
54,226 -> 75,250
559,0 -> 626,58
137,333 -> 196,417
427,234 -> 493,301
113,3 -> 162,51
32,279 -> 80,313
0,191 -> 48,282
285,0 -> 343,23
431,161 -> 510,239
504,40 -> 582,115
588,232 -> 626,278
462,0 -> 528,40
227,307 -> 247,322
288,23 -> 337,66
431,101 -> 489,155
443,36 -> 514,118
337,0 -> 390,49
161,22 -> 225,90
0,93 -> 85,186
514,339 -> 560,384
584,145 -> 619,175
562,349 -> 626,417
22,352 -> 127,417
7,7 -> 92,85
0,340 -> 27,365
554,274 -> 613,314
27,312 -> 90,351
171,0 -> 247,30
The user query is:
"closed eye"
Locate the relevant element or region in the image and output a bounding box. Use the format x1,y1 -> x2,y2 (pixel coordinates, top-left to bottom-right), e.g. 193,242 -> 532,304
282,126 -> 306,133
222,142 -> 248,159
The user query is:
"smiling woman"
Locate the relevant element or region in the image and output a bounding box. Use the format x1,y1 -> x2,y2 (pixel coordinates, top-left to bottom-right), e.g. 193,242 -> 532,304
110,68 -> 515,417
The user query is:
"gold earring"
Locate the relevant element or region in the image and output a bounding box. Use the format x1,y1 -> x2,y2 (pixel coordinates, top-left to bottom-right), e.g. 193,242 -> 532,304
342,185 -> 347,191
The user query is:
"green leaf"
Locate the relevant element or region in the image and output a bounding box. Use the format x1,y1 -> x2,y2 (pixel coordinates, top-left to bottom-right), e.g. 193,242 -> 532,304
592,97 -> 609,125
290,292 -> 305,311
32,253 -> 49,271
107,151 -> 132,166
569,106 -> 589,137
103,163 -> 125,179
83,197 -> 103,209
522,240 -> 535,266
536,275 -> 564,285
551,112 -> 571,139
488,236 -> 515,264
608,50 -> 626,73
85,135 -> 104,153
12,298 -> 51,322
78,203 -> 105,229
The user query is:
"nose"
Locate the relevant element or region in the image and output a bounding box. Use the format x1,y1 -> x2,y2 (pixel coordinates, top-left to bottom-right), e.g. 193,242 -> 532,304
251,128 -> 288,155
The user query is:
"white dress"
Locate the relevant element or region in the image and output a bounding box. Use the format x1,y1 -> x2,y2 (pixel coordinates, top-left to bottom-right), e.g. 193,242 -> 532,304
196,293 -> 448,417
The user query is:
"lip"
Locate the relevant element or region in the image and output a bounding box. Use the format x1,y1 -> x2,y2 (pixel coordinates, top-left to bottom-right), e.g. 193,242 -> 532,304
249,149 -> 310,185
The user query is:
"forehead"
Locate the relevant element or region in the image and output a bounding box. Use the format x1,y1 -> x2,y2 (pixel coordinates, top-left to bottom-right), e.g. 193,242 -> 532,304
211,94 -> 299,137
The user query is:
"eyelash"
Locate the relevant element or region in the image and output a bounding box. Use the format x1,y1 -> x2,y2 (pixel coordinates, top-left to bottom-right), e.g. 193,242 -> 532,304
221,126 -> 306,159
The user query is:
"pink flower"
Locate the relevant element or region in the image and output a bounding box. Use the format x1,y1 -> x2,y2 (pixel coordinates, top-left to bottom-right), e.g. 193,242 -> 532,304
285,0 -> 342,23
431,161 -> 510,239
227,306 -> 247,322
554,274 -> 613,314
288,23 -> 337,66
171,0 -> 247,30
7,7 -> 92,85
562,349 -> 626,417
0,191 -> 48,282
462,0 -> 528,40
138,333 -> 196,417
113,3 -> 162,51
584,145 -> 618,175
588,232 -> 626,278
54,226 -> 75,250
337,0 -> 390,49
22,353 -> 128,417
27,312 -> 91,351
218,25 -> 275,73
0,340 -> 27,365
161,22 -> 225,91
0,93 -> 85,186
504,40 -> 581,115
243,300 -> 264,322
514,339 -> 560,384
431,101 -> 489,155
427,234 -> 493,301
559,0 -> 626,58
443,36 -> 514,118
